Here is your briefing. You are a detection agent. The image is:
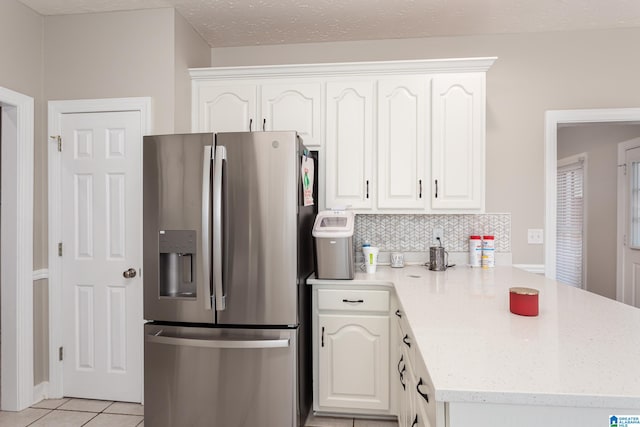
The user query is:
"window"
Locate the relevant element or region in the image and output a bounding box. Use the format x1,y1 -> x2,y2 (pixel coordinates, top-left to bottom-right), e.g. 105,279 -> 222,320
556,155 -> 586,288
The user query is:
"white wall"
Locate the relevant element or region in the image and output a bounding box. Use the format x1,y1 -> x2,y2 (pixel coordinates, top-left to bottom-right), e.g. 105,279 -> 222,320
557,123 -> 640,299
210,28 -> 640,264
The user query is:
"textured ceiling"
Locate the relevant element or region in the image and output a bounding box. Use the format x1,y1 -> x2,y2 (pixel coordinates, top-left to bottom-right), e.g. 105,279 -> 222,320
18,0 -> 640,48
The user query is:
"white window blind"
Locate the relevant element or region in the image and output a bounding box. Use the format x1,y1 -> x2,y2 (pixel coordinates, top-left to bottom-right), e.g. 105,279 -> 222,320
556,157 -> 585,288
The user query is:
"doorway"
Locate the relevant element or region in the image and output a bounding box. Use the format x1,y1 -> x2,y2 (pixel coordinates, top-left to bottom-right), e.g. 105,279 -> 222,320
0,87 -> 34,411
545,108 -> 640,303
48,98 -> 150,401
617,137 -> 640,308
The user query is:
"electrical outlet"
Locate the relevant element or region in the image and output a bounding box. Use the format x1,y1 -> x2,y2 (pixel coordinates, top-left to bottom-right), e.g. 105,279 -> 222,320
432,226 -> 444,245
527,228 -> 544,244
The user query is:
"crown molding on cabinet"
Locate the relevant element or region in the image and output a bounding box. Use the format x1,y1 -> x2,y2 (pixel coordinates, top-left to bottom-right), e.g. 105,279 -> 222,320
190,57 -> 497,80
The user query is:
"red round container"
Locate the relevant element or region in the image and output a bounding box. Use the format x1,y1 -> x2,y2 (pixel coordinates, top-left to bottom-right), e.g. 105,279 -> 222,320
509,287 -> 539,316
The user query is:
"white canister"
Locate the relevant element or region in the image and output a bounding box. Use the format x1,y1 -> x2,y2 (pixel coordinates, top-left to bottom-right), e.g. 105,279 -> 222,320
362,246 -> 380,273
469,235 -> 482,267
481,235 -> 495,268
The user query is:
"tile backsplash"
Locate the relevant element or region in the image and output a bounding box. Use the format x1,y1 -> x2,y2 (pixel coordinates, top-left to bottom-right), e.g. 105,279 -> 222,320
354,214 -> 511,253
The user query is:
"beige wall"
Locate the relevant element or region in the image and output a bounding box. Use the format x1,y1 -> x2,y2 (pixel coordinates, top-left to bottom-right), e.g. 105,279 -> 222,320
174,12 -> 211,133
211,28 -> 640,264
0,0 -> 47,386
0,0 -> 45,269
557,124 -> 640,299
8,6 -> 209,385
44,8 -> 177,134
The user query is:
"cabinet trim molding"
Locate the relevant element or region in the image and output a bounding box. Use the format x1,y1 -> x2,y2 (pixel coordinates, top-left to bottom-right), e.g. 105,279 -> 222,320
190,57 -> 497,80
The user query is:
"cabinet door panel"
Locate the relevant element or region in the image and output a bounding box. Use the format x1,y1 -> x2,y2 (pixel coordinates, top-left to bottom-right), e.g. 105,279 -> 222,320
261,82 -> 322,147
318,314 -> 389,410
325,81 -> 374,210
378,77 -> 429,209
431,73 -> 484,210
197,84 -> 256,133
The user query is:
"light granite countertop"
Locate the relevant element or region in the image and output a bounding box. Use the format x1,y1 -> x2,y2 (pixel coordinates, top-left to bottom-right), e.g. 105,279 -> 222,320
308,265 -> 640,409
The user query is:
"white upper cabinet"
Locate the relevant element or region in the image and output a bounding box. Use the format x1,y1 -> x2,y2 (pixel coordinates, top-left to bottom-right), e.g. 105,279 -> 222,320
261,82 -> 322,147
194,83 -> 256,133
191,58 -> 494,212
325,80 -> 375,210
431,73 -> 485,210
377,77 -> 430,210
192,78 -> 322,147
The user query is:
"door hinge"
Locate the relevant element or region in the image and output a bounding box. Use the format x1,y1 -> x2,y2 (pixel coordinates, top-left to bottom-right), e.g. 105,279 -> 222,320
49,135 -> 62,152
59,346 -> 63,361
58,242 -> 63,256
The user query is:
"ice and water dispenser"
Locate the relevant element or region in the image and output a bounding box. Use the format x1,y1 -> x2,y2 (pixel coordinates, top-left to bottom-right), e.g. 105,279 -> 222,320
312,210 -> 355,279
159,230 -> 197,298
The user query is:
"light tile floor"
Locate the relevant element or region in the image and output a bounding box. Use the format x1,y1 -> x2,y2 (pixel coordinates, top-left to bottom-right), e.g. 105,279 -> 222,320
0,398 -> 399,427
0,398 -> 143,427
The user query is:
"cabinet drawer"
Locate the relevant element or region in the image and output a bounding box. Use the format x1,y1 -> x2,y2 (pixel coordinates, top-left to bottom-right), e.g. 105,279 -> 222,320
317,289 -> 389,312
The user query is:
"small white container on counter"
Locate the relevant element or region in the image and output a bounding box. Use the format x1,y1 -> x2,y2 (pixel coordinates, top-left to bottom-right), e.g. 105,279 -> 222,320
469,235 -> 482,267
481,235 -> 495,268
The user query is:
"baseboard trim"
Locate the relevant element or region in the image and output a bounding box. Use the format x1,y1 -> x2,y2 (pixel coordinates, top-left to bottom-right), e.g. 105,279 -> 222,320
33,381 -> 49,405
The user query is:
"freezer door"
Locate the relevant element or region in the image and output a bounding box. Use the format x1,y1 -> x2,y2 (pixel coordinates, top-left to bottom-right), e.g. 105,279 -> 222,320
214,132 -> 300,326
144,324 -> 298,427
143,133 -> 215,323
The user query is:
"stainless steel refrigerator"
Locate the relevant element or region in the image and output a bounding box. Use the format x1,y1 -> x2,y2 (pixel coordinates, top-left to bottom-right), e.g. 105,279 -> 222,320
142,131 -> 316,427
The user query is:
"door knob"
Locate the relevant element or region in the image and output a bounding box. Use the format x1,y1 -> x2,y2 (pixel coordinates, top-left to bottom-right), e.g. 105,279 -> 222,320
123,268 -> 137,279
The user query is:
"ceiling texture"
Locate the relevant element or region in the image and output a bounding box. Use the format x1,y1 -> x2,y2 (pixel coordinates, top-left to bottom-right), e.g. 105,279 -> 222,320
18,0 -> 640,48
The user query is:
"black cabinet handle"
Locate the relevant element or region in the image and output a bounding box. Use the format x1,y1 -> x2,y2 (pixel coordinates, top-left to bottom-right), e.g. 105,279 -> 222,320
321,326 -> 324,347
403,334 -> 411,348
419,179 -> 422,198
262,118 -> 266,131
342,299 -> 364,304
397,355 -> 406,390
416,377 -> 429,403
395,309 -> 402,318
411,415 -> 418,427
366,180 -> 369,199
435,179 -> 438,198
249,118 -> 253,131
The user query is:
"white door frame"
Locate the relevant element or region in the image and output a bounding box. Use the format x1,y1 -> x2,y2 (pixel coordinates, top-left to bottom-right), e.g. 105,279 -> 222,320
545,108 -> 640,300
48,97 -> 151,398
617,137 -> 640,306
0,87 -> 34,411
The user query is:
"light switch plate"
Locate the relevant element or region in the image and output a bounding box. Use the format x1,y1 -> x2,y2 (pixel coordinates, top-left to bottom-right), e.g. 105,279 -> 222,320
527,228 -> 544,244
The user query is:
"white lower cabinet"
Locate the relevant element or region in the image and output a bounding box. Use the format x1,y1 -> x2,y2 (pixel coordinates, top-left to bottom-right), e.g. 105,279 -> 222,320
394,299 -> 434,427
313,287 -> 390,415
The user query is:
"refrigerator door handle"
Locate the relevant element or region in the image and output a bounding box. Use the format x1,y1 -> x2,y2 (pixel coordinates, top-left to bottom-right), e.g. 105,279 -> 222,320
202,145 -> 214,311
146,333 -> 290,349
213,145 -> 227,311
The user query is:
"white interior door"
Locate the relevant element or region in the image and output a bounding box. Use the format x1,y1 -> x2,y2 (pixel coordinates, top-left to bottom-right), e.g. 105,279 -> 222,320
60,110 -> 143,401
620,139 -> 640,308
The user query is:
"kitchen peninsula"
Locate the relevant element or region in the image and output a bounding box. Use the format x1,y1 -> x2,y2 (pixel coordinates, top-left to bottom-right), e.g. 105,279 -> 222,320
308,266 -> 640,427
